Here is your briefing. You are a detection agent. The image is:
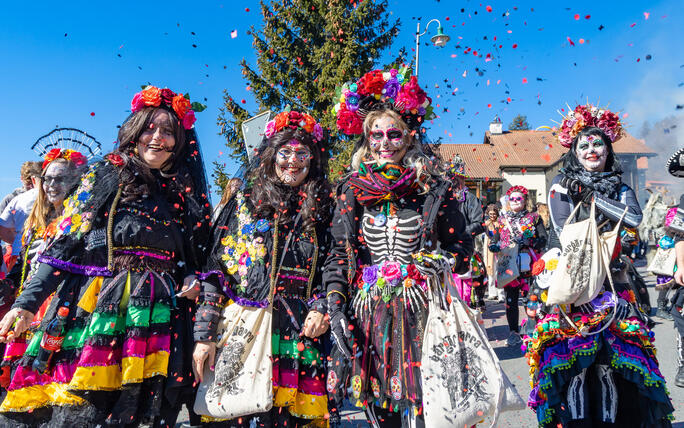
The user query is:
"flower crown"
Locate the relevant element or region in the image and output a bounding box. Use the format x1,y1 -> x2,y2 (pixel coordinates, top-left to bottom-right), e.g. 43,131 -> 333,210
264,110 -> 324,143
42,148 -> 88,170
334,67 -> 435,135
557,103 -> 623,148
506,185 -> 528,196
130,85 -> 206,130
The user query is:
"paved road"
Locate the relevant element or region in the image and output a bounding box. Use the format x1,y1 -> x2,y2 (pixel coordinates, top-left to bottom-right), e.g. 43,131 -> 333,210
178,265 -> 684,427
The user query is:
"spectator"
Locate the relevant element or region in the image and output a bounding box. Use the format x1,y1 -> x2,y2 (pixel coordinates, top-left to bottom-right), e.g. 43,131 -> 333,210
0,164 -> 41,270
0,161 -> 40,222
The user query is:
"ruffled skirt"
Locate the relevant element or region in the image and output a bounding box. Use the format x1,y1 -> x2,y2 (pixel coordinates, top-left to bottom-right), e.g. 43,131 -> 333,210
524,307 -> 674,427
0,269 -> 176,425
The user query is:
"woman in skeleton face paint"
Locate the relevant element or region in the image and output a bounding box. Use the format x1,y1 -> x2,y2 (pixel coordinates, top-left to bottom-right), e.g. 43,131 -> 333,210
325,69 -> 474,427
525,105 -> 674,427
193,110 -> 335,427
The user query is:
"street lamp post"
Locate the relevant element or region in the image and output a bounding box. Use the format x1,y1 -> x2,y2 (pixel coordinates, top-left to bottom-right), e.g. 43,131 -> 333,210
415,19 -> 450,80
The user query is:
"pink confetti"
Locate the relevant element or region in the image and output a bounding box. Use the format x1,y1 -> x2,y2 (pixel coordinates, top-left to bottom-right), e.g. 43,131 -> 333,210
486,5 -> 492,12
574,14 -> 580,20
567,36 -> 575,46
522,77 -> 528,84
230,30 -> 238,38
643,12 -> 650,20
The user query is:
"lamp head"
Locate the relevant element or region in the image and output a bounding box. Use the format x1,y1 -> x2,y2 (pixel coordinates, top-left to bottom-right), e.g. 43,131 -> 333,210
431,26 -> 450,47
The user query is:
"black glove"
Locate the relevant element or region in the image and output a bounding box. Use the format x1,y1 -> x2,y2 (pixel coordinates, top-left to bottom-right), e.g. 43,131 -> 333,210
327,293 -> 353,359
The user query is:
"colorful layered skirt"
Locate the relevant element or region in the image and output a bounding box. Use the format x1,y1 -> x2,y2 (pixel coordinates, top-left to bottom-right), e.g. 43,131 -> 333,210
345,262 -> 429,414
0,269 -> 175,424
272,294 -> 328,422
524,294 -> 674,427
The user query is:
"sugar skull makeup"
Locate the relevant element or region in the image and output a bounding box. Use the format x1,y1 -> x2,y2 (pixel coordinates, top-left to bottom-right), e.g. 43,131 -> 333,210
367,115 -> 409,164
275,140 -> 311,186
576,134 -> 608,172
42,161 -> 76,206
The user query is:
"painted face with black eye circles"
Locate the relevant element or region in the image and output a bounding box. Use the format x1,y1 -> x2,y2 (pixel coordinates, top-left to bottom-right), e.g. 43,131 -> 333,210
576,134 -> 608,172
274,140 -> 311,186
367,115 -> 409,165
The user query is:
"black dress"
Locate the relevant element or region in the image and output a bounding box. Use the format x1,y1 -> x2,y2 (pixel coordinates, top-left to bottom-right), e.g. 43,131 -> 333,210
0,161 -> 208,427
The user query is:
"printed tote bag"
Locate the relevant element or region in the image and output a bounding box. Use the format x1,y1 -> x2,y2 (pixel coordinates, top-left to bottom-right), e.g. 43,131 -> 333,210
546,201 -> 602,306
422,273 -> 523,427
194,302 -> 274,418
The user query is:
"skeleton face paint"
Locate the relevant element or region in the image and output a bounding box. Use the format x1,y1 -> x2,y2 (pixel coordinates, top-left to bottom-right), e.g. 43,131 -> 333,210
508,192 -> 526,213
576,134 -> 608,172
367,115 -> 409,165
137,109 -> 176,169
274,140 -> 311,186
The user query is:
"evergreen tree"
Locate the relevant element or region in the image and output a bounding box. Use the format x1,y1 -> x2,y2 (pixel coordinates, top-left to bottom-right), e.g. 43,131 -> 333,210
215,0 -> 400,187
508,114 -> 530,130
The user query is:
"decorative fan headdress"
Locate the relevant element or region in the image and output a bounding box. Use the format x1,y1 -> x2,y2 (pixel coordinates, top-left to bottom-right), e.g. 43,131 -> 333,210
556,103 -> 623,148
264,109 -> 324,143
32,128 -> 102,169
334,67 -> 435,135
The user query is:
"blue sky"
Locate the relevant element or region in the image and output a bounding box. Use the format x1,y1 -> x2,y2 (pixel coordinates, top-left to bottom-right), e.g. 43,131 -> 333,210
1,0 -> 682,200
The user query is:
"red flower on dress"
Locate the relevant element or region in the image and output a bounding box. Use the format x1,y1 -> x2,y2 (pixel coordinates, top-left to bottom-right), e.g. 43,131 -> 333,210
107,153 -> 125,166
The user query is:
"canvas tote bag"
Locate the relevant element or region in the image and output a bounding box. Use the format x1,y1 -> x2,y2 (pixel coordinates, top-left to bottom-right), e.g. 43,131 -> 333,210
648,247 -> 676,277
546,201 -> 602,306
422,272 -> 523,427
495,242 -> 519,288
195,219 -> 296,418
194,302 -> 274,418
574,206 -> 628,306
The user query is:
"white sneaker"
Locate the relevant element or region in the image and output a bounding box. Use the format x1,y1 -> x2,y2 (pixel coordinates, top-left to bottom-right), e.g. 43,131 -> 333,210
506,332 -> 522,347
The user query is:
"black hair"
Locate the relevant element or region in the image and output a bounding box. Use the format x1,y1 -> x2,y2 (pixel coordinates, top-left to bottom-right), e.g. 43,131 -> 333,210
247,128 -> 333,231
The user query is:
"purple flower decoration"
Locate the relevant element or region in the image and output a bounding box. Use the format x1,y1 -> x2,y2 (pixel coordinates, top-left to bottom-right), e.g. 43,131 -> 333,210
591,292 -> 615,312
346,91 -> 360,112
362,265 -> 378,285
383,77 -> 401,99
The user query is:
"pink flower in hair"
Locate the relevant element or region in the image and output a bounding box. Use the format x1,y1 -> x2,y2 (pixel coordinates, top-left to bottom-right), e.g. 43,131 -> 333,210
264,120 -> 276,138
182,110 -> 196,129
312,123 -> 323,142
131,93 -> 145,113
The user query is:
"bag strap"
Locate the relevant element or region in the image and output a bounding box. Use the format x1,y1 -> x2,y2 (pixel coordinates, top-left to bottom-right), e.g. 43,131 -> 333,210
267,213 -> 301,305
563,198 -> 585,227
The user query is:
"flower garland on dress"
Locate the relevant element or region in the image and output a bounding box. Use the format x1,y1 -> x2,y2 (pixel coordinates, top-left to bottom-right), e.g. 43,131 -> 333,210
556,103 -> 623,148
220,192 -> 270,294
264,109 -> 324,142
334,67 -> 435,135
42,149 -> 88,170
130,85 -> 206,130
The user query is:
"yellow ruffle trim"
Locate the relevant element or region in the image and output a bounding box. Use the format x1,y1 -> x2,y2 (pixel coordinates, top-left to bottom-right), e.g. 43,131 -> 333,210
273,386 -> 328,420
70,351 -> 169,390
0,382 -> 84,412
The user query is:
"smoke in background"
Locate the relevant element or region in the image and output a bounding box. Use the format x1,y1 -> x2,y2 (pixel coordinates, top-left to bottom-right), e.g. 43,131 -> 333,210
638,114 -> 684,201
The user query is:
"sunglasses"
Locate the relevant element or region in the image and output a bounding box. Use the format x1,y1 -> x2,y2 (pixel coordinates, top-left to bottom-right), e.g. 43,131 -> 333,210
41,176 -> 70,186
369,128 -> 404,143
509,196 -> 525,202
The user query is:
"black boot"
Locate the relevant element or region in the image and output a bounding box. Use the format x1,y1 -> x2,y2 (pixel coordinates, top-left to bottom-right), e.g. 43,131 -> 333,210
676,365 -> 684,388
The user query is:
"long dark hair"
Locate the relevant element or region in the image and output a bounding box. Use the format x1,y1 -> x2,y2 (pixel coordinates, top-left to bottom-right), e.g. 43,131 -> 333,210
112,106 -> 190,201
248,128 -> 332,231
562,127 -> 622,174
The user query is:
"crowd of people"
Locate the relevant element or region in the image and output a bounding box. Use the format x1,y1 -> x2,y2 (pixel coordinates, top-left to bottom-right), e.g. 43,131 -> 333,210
0,72 -> 680,428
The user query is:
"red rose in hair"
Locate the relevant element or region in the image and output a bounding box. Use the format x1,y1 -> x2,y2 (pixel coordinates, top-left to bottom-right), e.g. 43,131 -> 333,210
160,88 -> 176,104
42,148 -> 62,169
357,70 -> 385,96
288,111 -> 303,128
336,105 -> 363,135
68,152 -> 88,167
107,153 -> 125,167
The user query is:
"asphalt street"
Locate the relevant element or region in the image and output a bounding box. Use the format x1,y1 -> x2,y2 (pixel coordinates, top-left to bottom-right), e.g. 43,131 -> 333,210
178,265 -> 684,427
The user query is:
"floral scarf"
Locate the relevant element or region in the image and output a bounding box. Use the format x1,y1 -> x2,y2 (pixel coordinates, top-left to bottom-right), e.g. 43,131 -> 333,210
348,162 -> 417,207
